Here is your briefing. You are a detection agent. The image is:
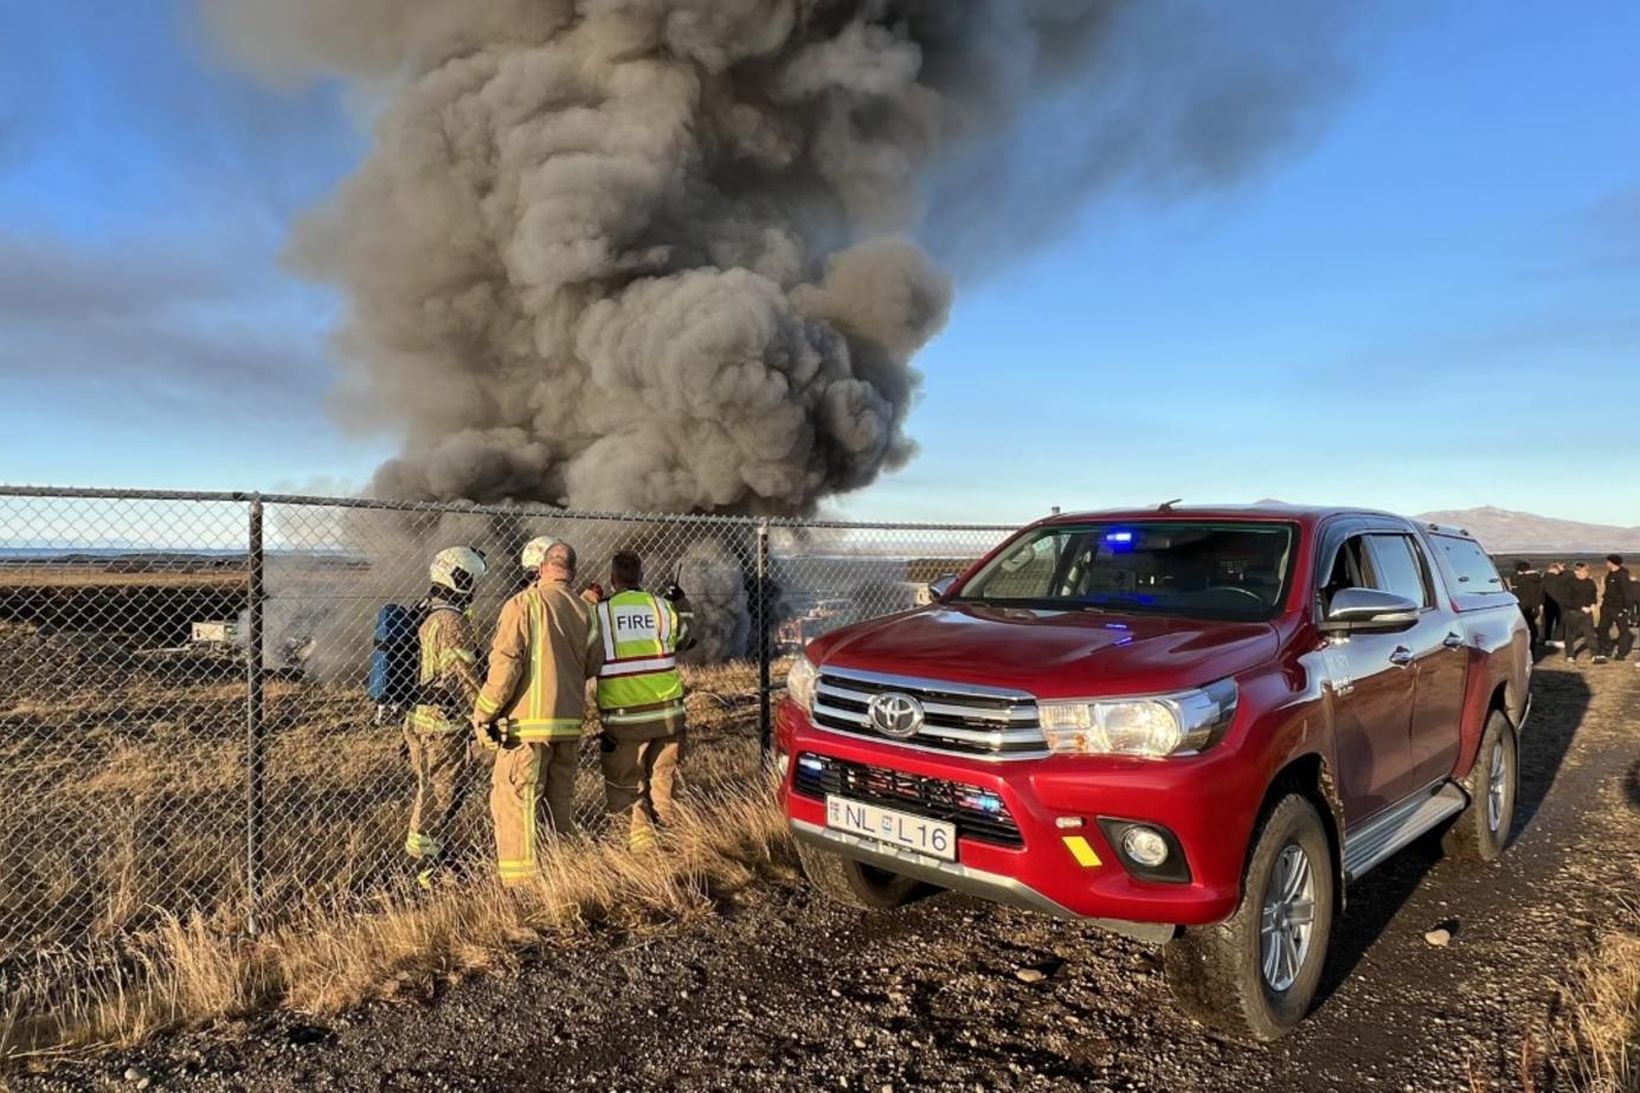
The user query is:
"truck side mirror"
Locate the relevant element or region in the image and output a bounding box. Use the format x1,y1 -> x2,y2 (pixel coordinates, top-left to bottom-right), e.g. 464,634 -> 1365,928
1320,587 -> 1420,634
928,574 -> 958,601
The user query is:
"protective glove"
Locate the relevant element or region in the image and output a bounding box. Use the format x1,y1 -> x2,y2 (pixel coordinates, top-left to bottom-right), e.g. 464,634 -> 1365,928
489,717 -> 521,749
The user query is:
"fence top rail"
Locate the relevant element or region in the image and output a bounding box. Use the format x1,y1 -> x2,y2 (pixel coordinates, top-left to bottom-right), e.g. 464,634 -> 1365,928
0,485 -> 255,503
0,485 -> 1021,534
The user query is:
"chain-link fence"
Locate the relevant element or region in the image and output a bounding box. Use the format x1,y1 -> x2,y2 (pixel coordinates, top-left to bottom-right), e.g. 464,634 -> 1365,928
0,486 -> 1012,967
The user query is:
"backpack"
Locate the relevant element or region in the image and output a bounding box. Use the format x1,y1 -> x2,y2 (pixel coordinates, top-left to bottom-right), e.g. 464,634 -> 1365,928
368,603 -> 423,707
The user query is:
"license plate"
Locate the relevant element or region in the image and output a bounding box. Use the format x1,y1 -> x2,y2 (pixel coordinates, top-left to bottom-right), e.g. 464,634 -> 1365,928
826,796 -> 957,862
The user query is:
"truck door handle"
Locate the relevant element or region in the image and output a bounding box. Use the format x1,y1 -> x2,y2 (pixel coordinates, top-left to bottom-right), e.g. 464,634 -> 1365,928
1443,632 -> 1464,649
1389,646 -> 1414,667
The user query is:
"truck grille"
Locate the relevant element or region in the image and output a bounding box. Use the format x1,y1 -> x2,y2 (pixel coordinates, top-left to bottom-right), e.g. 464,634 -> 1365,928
791,753 -> 1024,848
812,667 -> 1047,759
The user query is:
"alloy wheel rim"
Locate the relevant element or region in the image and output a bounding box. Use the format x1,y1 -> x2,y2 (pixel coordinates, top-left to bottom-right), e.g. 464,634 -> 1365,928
1486,739 -> 1508,833
1260,843 -> 1317,993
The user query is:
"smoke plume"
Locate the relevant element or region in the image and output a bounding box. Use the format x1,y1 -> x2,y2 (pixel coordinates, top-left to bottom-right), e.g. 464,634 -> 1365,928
204,0 -> 1351,516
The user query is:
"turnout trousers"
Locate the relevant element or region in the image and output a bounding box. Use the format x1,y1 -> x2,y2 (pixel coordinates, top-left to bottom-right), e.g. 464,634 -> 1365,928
489,738 -> 580,886
599,714 -> 686,847
403,719 -> 471,866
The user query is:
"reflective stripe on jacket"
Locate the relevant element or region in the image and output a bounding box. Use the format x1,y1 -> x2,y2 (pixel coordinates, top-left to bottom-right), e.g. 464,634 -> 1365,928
409,603 -> 481,735
474,579 -> 604,741
595,590 -> 685,724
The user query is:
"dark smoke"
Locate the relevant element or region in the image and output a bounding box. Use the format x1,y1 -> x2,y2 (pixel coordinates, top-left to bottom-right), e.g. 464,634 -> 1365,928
204,0 -> 1353,516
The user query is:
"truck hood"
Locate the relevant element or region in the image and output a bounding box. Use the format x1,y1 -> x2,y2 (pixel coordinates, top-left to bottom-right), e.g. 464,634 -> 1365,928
812,604 -> 1279,699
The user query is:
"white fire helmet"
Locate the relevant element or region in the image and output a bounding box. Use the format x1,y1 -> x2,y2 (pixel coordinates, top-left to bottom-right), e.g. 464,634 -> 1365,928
519,536 -> 561,572
429,546 -> 489,595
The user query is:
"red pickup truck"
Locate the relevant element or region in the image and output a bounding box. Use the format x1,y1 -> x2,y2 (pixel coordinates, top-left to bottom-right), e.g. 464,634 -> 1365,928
776,505 -> 1530,1039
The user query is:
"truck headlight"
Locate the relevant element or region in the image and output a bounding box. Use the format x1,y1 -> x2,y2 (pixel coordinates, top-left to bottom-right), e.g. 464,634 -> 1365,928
786,653 -> 819,714
1038,680 -> 1237,758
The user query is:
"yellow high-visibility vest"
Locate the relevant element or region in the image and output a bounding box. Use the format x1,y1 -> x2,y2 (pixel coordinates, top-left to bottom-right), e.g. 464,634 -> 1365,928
595,590 -> 685,724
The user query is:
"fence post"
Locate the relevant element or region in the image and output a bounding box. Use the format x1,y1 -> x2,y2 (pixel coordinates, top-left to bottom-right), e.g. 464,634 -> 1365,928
755,517 -> 772,755
245,493 -> 266,936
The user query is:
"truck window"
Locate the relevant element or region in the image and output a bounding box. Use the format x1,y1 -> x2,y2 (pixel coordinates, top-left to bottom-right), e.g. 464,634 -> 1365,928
983,534 -> 1063,599
955,521 -> 1296,622
1365,535 -> 1432,608
1320,537 -> 1367,601
1432,536 -> 1506,592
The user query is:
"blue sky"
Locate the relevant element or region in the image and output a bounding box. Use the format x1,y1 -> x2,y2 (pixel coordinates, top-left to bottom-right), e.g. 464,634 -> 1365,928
1,2 -> 1636,527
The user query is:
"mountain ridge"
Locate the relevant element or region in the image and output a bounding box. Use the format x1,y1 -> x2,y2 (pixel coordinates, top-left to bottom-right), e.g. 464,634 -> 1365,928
1412,506 -> 1640,554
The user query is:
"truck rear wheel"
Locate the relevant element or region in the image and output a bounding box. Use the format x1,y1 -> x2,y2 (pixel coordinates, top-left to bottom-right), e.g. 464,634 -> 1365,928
1443,709 -> 1517,862
795,840 -> 923,911
1163,794 -> 1335,1042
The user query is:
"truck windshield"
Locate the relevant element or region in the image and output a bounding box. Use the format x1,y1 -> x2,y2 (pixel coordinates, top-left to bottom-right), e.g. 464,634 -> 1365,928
953,521 -> 1296,621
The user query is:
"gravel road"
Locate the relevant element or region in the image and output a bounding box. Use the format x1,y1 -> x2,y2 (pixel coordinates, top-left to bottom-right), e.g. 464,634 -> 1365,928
17,663 -> 1640,1092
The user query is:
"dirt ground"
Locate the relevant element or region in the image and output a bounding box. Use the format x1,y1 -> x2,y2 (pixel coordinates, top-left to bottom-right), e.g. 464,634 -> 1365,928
13,660 -> 1640,1092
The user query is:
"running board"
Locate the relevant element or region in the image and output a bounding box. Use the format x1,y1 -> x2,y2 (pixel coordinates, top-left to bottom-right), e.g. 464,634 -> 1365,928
1342,782 -> 1469,881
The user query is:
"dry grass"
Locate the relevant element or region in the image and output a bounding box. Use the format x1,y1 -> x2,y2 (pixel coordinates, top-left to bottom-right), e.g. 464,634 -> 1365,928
0,784 -> 794,1060
0,621 -> 785,1062
0,627 -> 768,946
1563,895 -> 1640,1093
0,568 -> 244,590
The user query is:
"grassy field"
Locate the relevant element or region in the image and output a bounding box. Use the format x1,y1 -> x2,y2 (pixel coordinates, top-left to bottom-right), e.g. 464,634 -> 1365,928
0,568 -> 245,590
0,619 -> 776,1057
1,782 -> 792,1060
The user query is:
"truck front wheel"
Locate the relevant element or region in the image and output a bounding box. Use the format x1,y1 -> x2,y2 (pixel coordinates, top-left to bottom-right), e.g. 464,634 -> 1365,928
1163,794 -> 1335,1041
795,840 -> 923,910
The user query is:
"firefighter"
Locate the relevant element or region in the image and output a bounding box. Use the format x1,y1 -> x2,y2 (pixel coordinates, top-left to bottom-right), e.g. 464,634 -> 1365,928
592,551 -> 695,851
1594,554 -> 1634,664
404,546 -> 488,888
470,538 -> 604,886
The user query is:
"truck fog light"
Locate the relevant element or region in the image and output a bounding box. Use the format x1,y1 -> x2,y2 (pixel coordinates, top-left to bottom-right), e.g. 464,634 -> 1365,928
1122,826 -> 1170,868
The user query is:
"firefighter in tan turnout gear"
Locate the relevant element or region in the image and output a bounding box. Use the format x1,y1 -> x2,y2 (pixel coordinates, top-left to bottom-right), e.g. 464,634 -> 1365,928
404,546 -> 488,888
593,551 -> 694,851
470,538 -> 604,886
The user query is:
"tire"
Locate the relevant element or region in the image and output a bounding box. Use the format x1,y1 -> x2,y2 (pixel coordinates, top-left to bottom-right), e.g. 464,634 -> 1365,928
794,839 -> 923,911
1164,794 -> 1335,1042
1443,709 -> 1517,862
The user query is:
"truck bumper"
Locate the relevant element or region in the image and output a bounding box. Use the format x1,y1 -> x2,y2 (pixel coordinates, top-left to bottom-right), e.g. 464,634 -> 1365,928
778,699 -> 1261,930
790,818 -> 1177,944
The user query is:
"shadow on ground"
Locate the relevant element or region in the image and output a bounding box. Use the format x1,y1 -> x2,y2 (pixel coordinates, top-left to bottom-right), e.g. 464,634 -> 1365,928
1311,667 -> 1589,1005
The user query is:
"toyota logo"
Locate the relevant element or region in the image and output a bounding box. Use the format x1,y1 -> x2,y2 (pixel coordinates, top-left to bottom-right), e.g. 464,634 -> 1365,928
867,692 -> 925,739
